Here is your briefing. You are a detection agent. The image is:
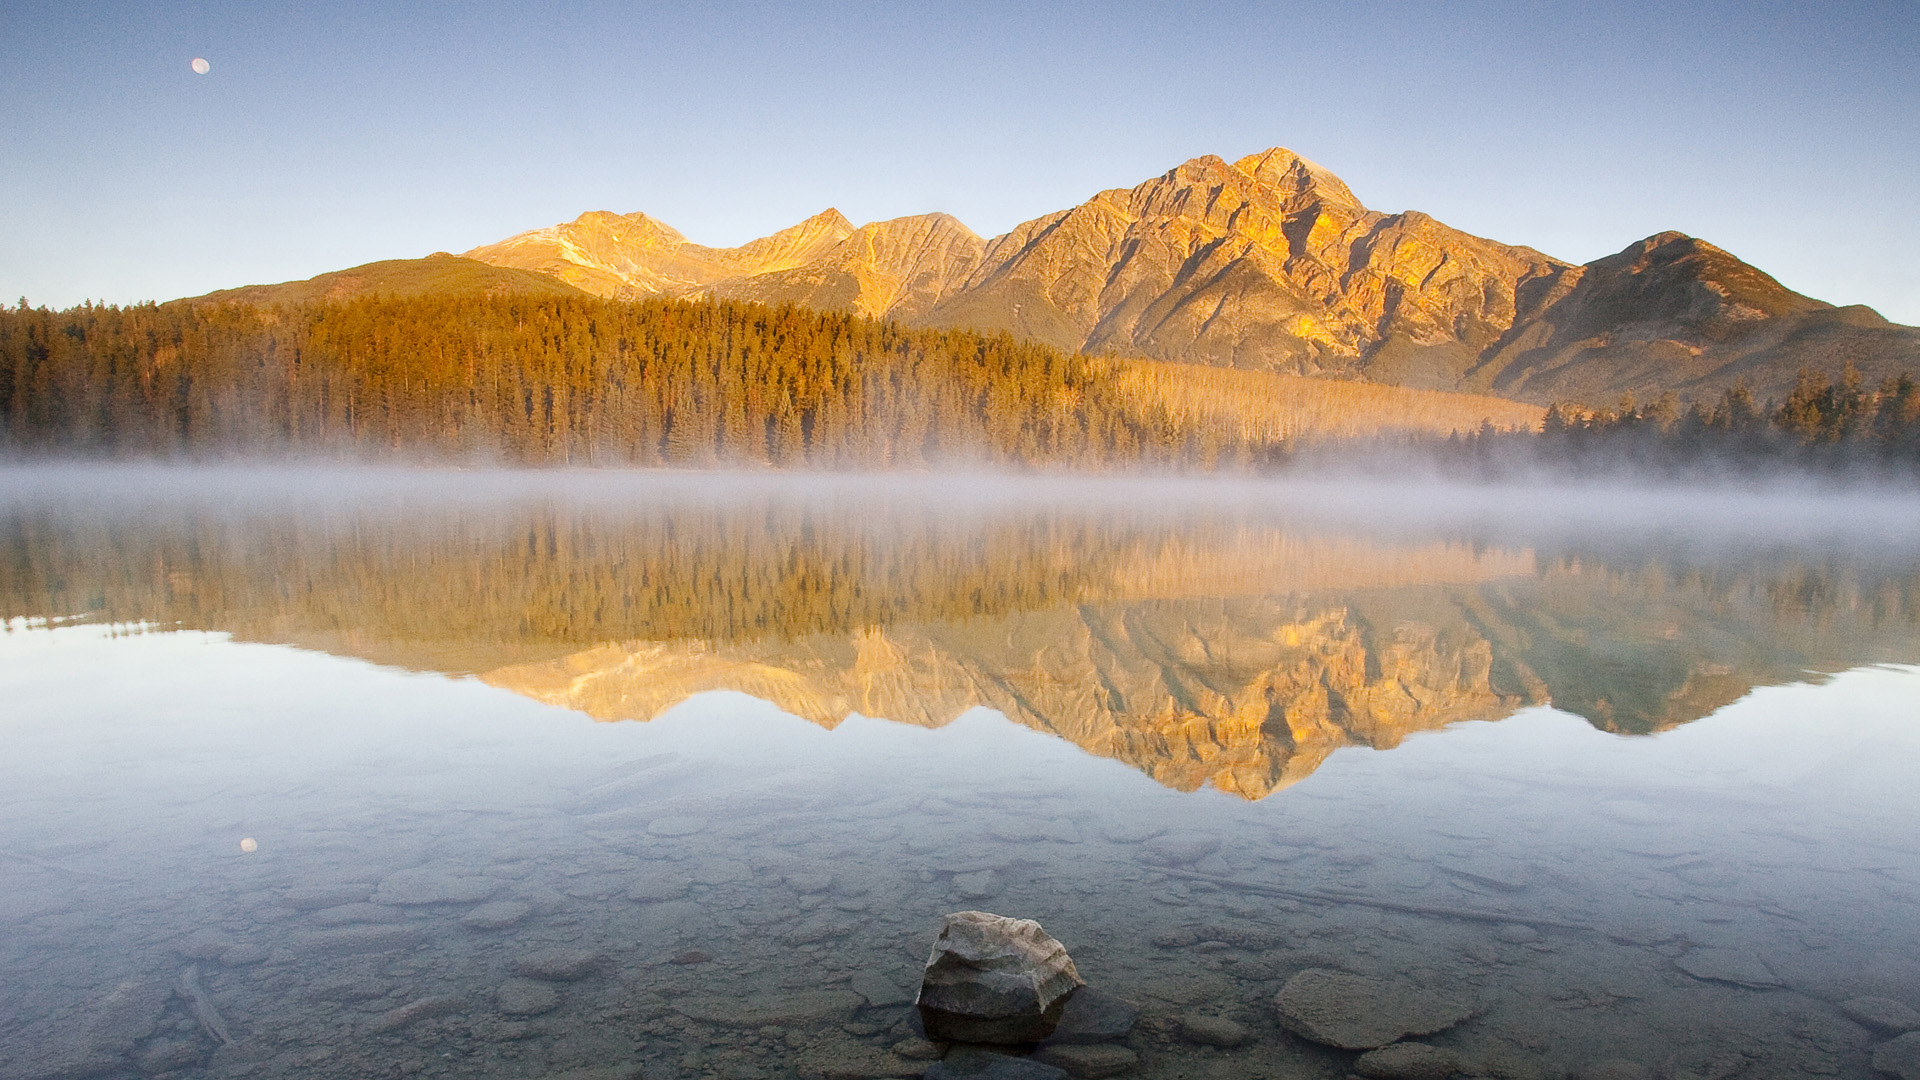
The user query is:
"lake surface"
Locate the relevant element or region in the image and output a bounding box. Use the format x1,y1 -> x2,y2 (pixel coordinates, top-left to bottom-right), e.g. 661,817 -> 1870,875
3,467 -> 1919,1080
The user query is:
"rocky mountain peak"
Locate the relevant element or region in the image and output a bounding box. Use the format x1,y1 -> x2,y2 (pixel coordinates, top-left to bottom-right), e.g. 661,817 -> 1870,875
1234,147 -> 1365,213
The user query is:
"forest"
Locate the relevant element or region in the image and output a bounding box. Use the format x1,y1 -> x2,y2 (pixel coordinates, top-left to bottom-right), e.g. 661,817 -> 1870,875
1422,368 -> 1920,478
0,293 -> 1290,468
2,292 -> 1916,473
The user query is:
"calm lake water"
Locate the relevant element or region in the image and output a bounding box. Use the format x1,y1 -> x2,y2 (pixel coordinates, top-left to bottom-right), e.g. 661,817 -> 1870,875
3,467 -> 1919,1080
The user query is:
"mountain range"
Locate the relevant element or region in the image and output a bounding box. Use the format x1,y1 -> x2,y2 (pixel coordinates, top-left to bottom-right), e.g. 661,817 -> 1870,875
206,148 -> 1920,407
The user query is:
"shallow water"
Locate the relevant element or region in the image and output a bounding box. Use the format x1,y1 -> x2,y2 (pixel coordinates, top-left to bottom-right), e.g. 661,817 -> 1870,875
2,468 -> 1918,1080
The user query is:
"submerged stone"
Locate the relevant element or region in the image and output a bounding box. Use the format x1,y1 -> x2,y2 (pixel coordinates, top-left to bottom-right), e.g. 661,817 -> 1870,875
1033,1043 -> 1137,1078
1175,1014 -> 1249,1047
1844,996 -> 1920,1035
1273,968 -> 1475,1050
1140,832 -> 1220,867
918,911 -> 1084,1044
511,947 -> 603,982
1355,1042 -> 1461,1080
495,978 -> 559,1017
1875,1032 -> 1920,1080
372,868 -> 502,906
460,900 -> 533,930
1042,988 -> 1137,1045
928,1046 -> 1069,1080
1673,949 -> 1780,988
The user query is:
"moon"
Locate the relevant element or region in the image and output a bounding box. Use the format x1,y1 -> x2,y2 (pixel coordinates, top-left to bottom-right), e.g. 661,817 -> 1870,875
191,57 -> 210,75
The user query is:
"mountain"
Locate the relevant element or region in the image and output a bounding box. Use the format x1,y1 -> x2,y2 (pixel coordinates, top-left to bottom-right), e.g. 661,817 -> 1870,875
1467,231 -> 1920,404
462,150 -> 1920,406
192,252 -> 589,305
464,208 -> 855,299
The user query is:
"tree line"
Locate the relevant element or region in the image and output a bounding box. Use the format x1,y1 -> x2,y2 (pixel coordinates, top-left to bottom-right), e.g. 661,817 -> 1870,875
1425,367 -> 1920,477
0,294 -> 1290,468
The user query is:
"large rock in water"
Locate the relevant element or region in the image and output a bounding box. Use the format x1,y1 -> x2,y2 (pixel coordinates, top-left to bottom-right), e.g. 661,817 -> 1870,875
1273,968 -> 1476,1050
918,911 -> 1084,1043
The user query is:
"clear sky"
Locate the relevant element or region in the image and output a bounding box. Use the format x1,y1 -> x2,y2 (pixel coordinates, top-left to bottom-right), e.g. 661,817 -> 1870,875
3,0 -> 1916,321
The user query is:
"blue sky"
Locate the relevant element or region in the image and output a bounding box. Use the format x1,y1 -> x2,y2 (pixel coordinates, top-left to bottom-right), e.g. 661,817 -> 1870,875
3,0 -> 1916,321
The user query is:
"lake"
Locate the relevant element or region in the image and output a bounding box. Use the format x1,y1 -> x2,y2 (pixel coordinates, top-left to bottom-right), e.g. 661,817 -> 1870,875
3,466 -> 1919,1080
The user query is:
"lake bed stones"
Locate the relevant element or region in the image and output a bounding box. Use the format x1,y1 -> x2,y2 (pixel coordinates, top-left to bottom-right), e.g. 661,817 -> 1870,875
1875,1032 -> 1920,1080
1844,996 -> 1920,1035
460,900 -> 533,930
1355,1042 -> 1461,1080
1273,968 -> 1476,1050
495,978 -> 559,1017
1042,988 -> 1137,1045
1673,949 -> 1780,989
918,911 -> 1084,1044
1140,832 -> 1221,867
372,867 -> 502,906
1175,1014 -> 1249,1047
1033,1043 -> 1138,1078
928,1046 -> 1070,1080
512,946 -> 604,982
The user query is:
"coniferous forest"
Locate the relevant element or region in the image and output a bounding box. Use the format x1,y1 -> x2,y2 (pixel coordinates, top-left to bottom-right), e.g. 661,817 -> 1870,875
0,294 -> 1290,468
3,293 -> 1918,474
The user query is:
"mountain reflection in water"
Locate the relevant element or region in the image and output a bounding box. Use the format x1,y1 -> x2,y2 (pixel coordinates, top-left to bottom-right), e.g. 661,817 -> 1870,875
6,469 -> 1918,798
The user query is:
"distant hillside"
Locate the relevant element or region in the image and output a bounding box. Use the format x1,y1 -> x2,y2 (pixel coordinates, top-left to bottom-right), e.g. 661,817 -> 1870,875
1106,360 -> 1541,444
192,252 -> 589,305
461,150 -> 1920,408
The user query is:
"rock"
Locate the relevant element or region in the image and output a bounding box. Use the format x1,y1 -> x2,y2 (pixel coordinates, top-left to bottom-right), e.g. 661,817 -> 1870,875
372,868 -> 502,906
1140,833 -> 1220,867
137,1038 -> 203,1072
1175,1014 -> 1249,1048
309,902 -> 406,926
1674,949 -> 1781,988
674,990 -> 863,1027
284,883 -> 375,910
512,947 -> 604,982
1042,988 -> 1137,1045
1876,1032 -> 1920,1080
1844,996 -> 1920,1034
1273,968 -> 1476,1050
308,976 -> 395,1002
954,870 -> 1006,900
850,970 -> 915,1008
788,871 -> 835,893
1355,1042 -> 1461,1080
496,978 -> 560,1017
1578,1060 -> 1654,1080
460,900 -> 533,930
894,1037 -> 942,1060
671,949 -> 713,965
290,926 -> 424,955
1493,924 -> 1541,944
647,815 -> 707,837
918,911 -> 1084,1044
927,1046 -> 1069,1080
793,1033 -> 920,1079
366,994 -> 464,1033
626,874 -> 693,902
216,943 -> 269,966
1034,1043 -> 1138,1078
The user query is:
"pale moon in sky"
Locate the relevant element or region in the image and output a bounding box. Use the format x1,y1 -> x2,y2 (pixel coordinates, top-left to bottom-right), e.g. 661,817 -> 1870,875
191,57 -> 210,75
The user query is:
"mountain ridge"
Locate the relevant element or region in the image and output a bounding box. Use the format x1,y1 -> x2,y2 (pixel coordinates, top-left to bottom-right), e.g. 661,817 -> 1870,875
452,148 -> 1919,405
